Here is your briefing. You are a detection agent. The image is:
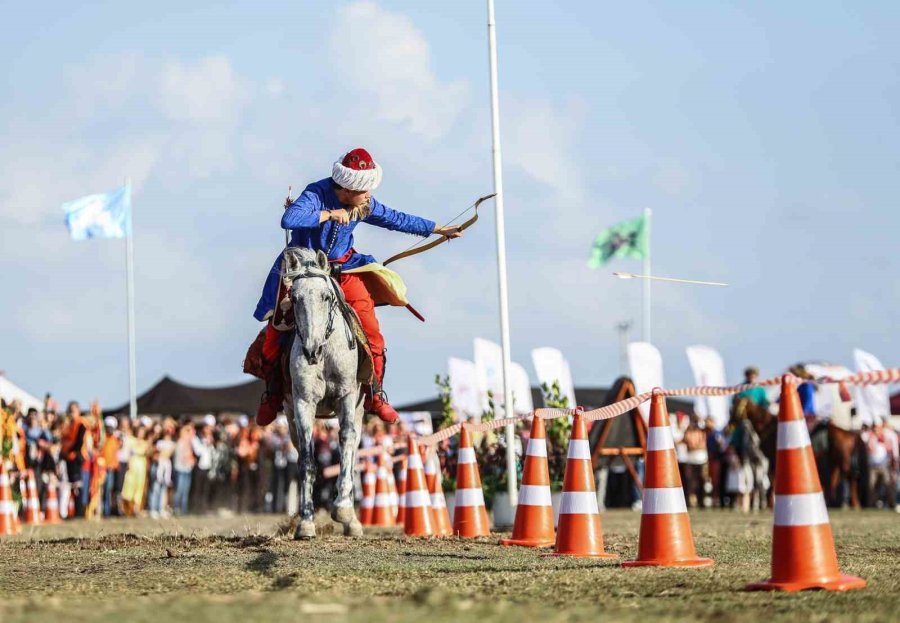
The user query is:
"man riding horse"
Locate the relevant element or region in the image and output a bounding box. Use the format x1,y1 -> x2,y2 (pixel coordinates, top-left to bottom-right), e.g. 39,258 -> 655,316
252,147 -> 462,425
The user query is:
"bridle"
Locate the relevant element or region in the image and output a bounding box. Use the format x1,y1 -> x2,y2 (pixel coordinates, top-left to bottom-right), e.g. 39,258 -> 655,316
286,261 -> 353,364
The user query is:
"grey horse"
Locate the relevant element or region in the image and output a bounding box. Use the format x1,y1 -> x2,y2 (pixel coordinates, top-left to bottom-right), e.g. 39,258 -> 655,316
282,246 -> 364,539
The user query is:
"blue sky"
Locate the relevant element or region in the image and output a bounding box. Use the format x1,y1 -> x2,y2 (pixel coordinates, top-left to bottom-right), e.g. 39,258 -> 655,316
1,1 -> 898,408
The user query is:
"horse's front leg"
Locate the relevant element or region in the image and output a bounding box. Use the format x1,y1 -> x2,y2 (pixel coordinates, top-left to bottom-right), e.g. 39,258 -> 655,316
331,386 -> 364,537
292,396 -> 318,540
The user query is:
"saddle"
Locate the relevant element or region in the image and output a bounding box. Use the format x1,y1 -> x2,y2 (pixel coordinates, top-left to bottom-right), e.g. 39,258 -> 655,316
243,297 -> 374,387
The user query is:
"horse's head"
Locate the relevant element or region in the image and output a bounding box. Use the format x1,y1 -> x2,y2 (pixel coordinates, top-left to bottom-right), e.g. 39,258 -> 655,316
284,247 -> 336,365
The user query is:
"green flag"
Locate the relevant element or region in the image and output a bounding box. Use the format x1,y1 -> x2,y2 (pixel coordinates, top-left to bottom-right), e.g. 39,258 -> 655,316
587,214 -> 649,268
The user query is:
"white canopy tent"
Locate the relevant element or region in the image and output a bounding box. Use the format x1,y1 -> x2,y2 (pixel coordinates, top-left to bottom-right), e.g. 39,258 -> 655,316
0,375 -> 43,412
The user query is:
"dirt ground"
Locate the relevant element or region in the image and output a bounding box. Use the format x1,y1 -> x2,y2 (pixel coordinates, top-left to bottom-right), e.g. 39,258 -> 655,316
1,510 -> 897,623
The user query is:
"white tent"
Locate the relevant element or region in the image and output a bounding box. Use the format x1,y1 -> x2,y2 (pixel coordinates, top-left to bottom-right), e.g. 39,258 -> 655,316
0,375 -> 43,411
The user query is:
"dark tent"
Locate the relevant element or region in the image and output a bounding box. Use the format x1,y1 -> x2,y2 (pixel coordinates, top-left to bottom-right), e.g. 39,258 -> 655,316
106,376 -> 264,417
892,392 -> 900,415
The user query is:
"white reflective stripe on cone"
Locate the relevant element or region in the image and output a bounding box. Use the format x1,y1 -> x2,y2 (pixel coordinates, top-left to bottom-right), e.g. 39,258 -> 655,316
361,498 -> 375,508
0,501 -> 13,513
377,468 -> 388,479
642,487 -> 688,515
407,454 -> 424,470
455,487 -> 485,507
364,473 -> 376,484
389,492 -> 399,505
518,484 -> 552,506
526,438 -> 547,457
567,439 -> 591,460
646,426 -> 675,452
774,492 -> 829,526
431,494 -> 447,509
458,447 -> 477,464
777,420 -> 811,450
405,489 -> 431,508
374,493 -> 392,506
559,491 -> 599,515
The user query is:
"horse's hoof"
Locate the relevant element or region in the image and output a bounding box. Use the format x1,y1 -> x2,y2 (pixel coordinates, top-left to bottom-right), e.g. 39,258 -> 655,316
344,518 -> 363,538
331,505 -> 356,526
294,520 -> 317,540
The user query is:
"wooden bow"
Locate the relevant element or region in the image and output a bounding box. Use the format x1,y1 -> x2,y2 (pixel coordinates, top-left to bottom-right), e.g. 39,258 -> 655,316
382,193 -> 495,267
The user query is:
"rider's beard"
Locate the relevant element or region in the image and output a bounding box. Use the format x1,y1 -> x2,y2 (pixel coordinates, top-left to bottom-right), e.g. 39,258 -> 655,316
347,197 -> 373,221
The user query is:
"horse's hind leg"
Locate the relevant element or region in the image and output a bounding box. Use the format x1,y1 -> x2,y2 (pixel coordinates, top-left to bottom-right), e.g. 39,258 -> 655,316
332,391 -> 364,537
292,399 -> 317,540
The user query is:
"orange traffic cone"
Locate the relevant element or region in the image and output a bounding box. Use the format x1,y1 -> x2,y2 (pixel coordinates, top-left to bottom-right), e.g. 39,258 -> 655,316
359,460 -> 376,526
452,426 -> 491,538
403,437 -> 434,536
21,470 -> 42,526
747,375 -> 866,592
0,462 -> 20,535
385,453 -> 399,518
44,480 -> 62,525
502,415 -> 555,547
624,390 -> 712,567
426,450 -> 453,536
545,410 -> 615,558
395,456 -> 408,525
371,453 -> 396,527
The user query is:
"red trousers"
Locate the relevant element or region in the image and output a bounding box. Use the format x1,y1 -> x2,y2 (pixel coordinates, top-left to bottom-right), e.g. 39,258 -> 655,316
262,272 -> 385,361
338,273 -> 385,358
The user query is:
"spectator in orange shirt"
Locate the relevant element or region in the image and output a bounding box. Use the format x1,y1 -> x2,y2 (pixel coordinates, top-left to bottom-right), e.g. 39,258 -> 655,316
101,416 -> 121,517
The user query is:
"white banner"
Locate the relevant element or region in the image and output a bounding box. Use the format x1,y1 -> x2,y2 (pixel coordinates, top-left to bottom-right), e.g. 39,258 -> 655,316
530,347 -> 577,408
628,342 -> 663,422
510,362 -> 534,414
804,363 -> 853,427
447,357 -> 481,421
473,338 -> 504,414
685,345 -> 729,430
853,349 -> 891,425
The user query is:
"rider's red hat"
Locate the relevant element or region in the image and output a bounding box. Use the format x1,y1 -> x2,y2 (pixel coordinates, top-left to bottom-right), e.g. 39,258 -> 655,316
332,148 -> 382,192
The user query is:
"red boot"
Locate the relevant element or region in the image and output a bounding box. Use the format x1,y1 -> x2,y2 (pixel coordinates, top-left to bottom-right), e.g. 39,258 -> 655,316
256,324 -> 285,426
256,391 -> 282,427
366,353 -> 399,424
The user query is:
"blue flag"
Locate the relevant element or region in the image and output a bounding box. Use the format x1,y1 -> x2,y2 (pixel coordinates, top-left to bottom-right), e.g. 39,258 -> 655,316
62,185 -> 131,240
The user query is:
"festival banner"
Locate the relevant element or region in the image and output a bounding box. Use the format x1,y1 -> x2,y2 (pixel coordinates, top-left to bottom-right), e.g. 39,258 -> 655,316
627,341 -> 664,421
473,338 -> 504,414
510,362 -> 534,414
530,347 -> 577,408
447,357 -> 481,421
685,345 -> 729,430
853,349 -> 891,425
804,362 -> 854,428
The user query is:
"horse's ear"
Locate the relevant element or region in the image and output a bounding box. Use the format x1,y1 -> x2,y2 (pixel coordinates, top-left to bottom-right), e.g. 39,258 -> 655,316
282,249 -> 297,273
316,250 -> 329,271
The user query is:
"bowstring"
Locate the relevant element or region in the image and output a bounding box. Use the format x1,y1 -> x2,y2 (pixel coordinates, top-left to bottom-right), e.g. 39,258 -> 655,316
384,199 -> 478,259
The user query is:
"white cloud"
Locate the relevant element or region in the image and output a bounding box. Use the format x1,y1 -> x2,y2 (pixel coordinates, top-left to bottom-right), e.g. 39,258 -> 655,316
503,98 -> 587,204
157,56 -> 249,125
331,1 -> 470,141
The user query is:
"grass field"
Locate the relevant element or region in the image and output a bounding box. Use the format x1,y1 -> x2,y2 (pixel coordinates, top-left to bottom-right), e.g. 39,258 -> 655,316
1,510 -> 897,623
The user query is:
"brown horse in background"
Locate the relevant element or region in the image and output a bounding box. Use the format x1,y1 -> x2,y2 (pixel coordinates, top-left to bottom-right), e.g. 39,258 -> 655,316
735,396 -> 865,508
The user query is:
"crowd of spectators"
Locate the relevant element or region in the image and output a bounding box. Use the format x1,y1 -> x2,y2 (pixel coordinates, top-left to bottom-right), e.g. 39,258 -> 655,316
0,397 -> 406,520
2,367 -> 898,522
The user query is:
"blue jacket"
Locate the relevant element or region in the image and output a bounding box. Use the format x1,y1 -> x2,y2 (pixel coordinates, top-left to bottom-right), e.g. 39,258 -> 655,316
254,178 -> 436,321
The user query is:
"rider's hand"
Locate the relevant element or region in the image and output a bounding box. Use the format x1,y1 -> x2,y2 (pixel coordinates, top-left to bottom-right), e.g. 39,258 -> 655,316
328,209 -> 351,225
434,224 -> 463,239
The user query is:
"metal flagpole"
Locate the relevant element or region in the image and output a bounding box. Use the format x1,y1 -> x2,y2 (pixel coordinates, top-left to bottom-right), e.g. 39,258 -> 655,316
486,0 -> 517,507
642,208 -> 651,344
124,178 -> 137,421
